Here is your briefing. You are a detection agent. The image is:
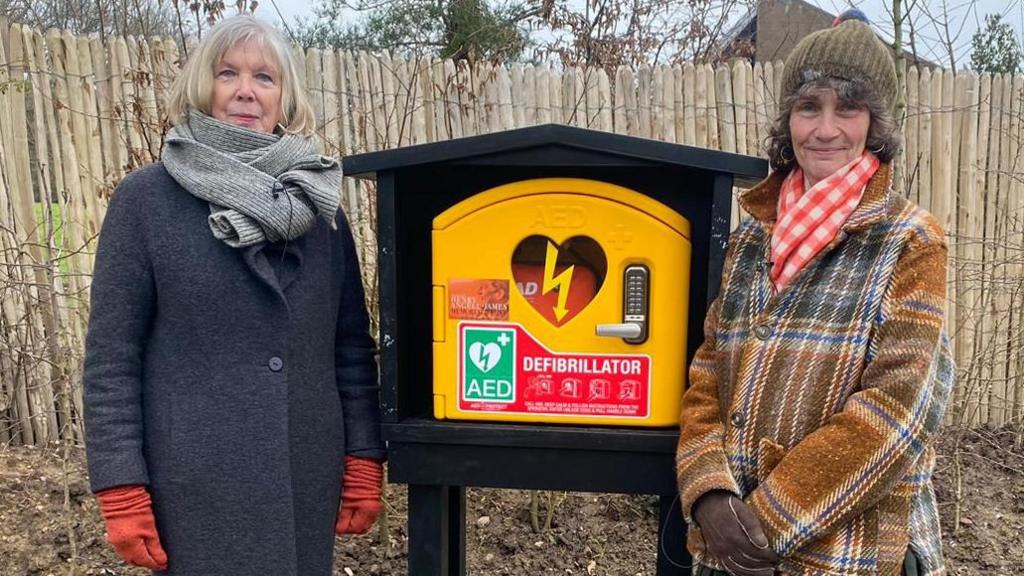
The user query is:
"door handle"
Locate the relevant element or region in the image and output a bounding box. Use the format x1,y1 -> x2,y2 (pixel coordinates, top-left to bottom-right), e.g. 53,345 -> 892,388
595,322 -> 643,339
619,265 -> 649,344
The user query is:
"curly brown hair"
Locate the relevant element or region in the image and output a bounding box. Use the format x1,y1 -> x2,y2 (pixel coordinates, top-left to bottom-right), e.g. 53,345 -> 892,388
765,76 -> 901,173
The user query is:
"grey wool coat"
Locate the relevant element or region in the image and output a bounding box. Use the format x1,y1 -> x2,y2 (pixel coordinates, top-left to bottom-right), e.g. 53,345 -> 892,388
84,163 -> 385,576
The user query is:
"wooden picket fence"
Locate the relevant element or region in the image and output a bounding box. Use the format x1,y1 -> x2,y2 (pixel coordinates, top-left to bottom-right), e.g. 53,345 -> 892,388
0,22 -> 1021,447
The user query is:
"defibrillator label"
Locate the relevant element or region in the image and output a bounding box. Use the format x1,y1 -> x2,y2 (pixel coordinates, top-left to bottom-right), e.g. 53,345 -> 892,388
458,322 -> 651,418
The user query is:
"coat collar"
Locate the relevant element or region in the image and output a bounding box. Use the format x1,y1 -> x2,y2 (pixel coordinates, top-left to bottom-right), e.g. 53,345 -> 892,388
739,162 -> 894,232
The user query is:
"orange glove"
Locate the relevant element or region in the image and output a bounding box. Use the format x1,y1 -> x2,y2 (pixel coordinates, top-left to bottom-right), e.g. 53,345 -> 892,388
96,485 -> 168,571
335,456 -> 384,535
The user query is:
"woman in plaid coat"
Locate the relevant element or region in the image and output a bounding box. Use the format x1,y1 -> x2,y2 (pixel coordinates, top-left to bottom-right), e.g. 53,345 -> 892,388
676,11 -> 954,576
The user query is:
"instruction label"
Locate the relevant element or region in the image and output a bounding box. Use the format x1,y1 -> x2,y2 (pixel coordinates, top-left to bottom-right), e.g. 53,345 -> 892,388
458,322 -> 651,418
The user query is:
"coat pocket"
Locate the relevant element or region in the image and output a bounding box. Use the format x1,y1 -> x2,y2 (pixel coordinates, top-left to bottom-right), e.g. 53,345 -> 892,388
788,509 -> 879,575
756,437 -> 786,482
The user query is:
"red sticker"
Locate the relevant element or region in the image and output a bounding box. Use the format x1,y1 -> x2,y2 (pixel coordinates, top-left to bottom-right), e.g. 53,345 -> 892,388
457,322 -> 651,418
448,279 -> 510,320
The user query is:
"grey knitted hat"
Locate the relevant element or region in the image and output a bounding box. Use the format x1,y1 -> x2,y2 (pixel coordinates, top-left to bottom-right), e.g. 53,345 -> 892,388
780,12 -> 898,111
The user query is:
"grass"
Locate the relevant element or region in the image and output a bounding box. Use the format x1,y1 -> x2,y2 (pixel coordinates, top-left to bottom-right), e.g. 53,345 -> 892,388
33,201 -> 69,273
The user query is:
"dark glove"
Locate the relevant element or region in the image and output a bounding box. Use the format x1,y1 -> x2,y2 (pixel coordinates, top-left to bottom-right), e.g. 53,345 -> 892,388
693,490 -> 779,576
96,485 -> 169,571
335,456 -> 384,535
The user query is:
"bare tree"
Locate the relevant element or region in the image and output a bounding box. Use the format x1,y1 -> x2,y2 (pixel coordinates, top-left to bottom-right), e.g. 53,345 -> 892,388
535,0 -> 756,68
915,0 -> 977,72
0,0 -> 180,38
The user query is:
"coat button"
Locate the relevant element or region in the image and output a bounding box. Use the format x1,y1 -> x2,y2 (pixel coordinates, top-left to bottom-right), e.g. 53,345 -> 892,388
268,357 -> 283,372
754,324 -> 772,340
730,411 -> 746,428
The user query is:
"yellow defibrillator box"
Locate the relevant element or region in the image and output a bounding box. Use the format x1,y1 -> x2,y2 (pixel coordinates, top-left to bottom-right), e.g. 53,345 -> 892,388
432,177 -> 691,426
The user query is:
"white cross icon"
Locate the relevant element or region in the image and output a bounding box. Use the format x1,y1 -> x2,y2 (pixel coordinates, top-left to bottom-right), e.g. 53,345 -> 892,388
497,332 -> 511,346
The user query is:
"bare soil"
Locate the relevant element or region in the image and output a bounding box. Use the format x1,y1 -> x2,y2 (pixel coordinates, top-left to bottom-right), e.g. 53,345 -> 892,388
0,427 -> 1020,575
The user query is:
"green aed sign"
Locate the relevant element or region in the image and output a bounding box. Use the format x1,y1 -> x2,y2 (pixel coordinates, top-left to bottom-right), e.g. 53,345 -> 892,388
462,326 -> 516,403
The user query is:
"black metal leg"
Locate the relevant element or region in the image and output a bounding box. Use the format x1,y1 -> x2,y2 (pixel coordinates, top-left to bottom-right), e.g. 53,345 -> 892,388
656,493 -> 691,576
447,485 -> 466,576
408,484 -> 452,576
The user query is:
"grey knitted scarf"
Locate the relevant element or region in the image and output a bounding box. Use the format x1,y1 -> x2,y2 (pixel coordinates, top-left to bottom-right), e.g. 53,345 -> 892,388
162,110 -> 343,248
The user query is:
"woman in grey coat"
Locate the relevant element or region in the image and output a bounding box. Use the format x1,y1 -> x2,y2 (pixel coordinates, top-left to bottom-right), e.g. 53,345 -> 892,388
83,16 -> 385,575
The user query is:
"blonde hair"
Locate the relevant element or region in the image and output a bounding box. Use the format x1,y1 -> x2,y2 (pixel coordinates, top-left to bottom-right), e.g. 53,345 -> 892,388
166,15 -> 315,136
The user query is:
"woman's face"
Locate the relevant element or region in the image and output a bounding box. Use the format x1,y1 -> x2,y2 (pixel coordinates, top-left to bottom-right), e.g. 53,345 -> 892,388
789,87 -> 870,187
210,39 -> 283,133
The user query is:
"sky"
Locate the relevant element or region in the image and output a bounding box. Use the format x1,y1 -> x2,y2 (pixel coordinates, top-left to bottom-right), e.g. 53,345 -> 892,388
252,0 -> 1024,70
811,0 -> 1024,68
253,0 -> 312,28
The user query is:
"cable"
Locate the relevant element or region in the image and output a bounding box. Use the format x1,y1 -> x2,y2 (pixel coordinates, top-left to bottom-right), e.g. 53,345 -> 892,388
280,182 -> 295,269
659,491 -> 698,570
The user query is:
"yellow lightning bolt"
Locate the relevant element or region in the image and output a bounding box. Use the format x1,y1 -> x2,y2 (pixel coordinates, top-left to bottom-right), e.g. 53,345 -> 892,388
542,241 -> 575,322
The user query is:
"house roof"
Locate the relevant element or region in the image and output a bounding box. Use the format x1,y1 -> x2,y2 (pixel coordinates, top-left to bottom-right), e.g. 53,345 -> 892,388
722,0 -> 939,68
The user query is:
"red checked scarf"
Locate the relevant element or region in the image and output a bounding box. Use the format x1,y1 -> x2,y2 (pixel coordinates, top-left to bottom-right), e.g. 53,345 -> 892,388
770,151 -> 880,291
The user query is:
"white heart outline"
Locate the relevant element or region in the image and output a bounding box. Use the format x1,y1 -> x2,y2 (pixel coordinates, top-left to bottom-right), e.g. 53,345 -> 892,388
468,341 -> 502,373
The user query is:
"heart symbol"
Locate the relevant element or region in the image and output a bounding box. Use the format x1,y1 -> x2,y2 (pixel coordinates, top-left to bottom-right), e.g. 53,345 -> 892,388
469,342 -> 502,372
512,235 -> 606,326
